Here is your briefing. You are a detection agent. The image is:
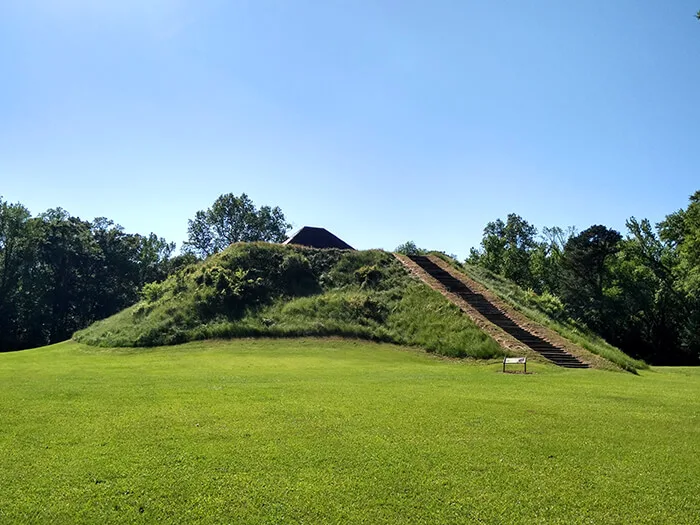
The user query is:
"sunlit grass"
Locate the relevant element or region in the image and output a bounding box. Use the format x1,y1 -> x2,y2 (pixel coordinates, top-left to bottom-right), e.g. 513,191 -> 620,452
0,339 -> 697,524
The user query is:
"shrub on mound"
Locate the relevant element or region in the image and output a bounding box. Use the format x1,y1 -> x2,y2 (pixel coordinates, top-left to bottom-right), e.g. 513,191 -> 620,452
74,243 -> 504,359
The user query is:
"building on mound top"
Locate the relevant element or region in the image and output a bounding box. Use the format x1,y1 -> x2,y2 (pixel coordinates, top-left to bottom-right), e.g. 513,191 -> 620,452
283,226 -> 354,250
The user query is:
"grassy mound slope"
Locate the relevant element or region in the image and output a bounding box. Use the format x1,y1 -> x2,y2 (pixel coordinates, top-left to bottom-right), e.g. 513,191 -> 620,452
75,243 -> 503,359
430,252 -> 647,371
1,340 -> 698,523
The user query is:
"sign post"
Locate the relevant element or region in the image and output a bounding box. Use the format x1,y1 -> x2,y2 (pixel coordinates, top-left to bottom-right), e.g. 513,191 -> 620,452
503,356 -> 527,373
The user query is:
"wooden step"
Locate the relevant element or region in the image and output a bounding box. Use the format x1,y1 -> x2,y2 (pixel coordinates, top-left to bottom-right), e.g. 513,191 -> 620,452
406,255 -> 590,369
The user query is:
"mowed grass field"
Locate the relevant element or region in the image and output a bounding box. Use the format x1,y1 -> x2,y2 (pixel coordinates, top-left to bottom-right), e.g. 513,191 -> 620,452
1,340 -> 698,524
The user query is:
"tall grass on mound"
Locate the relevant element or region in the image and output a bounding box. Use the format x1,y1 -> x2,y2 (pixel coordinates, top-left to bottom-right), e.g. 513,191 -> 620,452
75,244 -> 503,359
429,252 -> 647,372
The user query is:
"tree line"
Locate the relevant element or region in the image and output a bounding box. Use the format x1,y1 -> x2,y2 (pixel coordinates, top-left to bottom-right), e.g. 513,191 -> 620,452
0,193 -> 289,352
462,192 -> 700,365
0,203 -> 174,350
3,190 -> 699,365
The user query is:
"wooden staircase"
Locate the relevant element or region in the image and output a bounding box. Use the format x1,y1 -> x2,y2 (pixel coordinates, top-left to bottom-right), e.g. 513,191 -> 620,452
406,256 -> 589,369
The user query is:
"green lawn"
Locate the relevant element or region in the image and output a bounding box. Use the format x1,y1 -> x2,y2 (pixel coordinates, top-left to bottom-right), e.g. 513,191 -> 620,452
1,340 -> 698,524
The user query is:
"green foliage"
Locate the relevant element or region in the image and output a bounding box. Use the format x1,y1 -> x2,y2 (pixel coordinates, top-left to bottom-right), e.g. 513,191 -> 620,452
472,214 -> 539,288
0,201 -> 174,351
559,225 -> 623,332
354,265 -> 382,288
524,289 -> 566,320
598,218 -> 682,363
278,252 -> 317,295
467,205 -> 700,366
1,340 -> 699,523
182,193 -> 291,258
529,225 -> 574,293
394,240 -> 426,256
141,281 -> 166,302
657,191 -> 700,361
75,243 -> 504,359
0,198 -> 33,349
469,221 -> 576,296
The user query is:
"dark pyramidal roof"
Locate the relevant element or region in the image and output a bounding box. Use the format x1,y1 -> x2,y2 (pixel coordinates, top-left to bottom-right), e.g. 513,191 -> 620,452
283,226 -> 354,250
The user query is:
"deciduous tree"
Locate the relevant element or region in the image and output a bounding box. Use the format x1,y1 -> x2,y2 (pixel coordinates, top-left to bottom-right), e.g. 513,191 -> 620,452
472,214 -> 538,288
395,240 -> 425,256
559,225 -> 622,333
183,193 -> 291,258
0,203 -> 175,351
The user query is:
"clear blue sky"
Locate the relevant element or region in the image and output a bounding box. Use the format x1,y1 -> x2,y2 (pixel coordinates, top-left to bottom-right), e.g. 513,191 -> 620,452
2,1 -> 699,258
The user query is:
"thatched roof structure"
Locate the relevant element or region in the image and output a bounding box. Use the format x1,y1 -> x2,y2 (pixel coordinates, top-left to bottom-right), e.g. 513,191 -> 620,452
283,226 -> 354,250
